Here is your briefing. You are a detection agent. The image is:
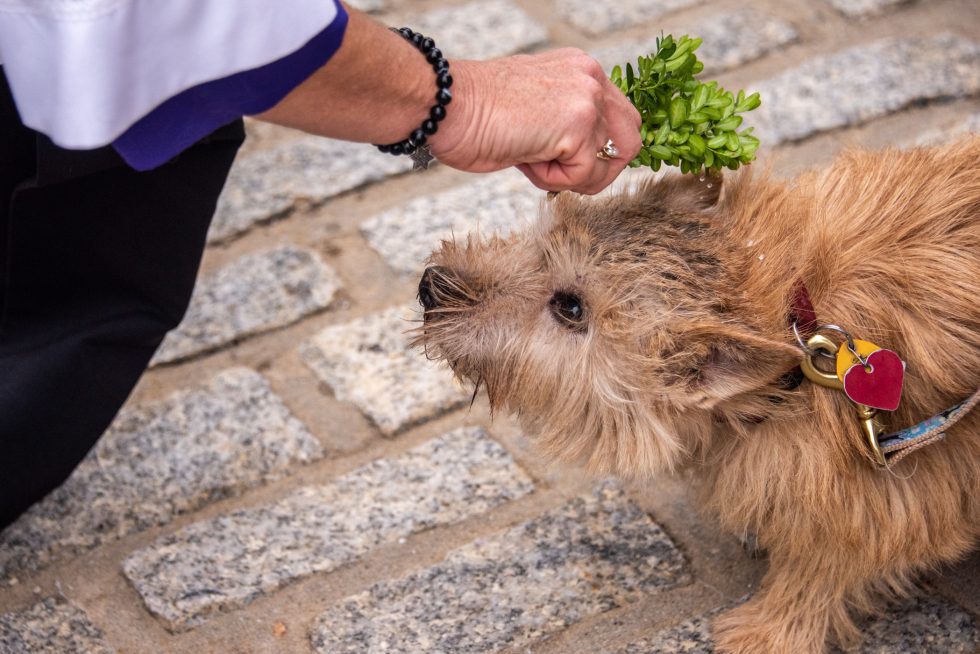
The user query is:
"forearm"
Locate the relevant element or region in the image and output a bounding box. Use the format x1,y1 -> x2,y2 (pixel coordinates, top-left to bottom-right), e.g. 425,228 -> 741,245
253,6 -> 459,147
255,3 -> 642,194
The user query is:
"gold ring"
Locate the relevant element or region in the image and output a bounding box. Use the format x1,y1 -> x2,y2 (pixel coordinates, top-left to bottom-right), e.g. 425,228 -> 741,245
596,139 -> 619,160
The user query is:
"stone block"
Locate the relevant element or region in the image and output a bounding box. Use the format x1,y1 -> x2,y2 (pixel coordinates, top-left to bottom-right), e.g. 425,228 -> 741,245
302,304 -> 470,435
0,599 -> 114,654
0,368 -> 322,578
751,35 -> 980,145
594,9 -> 797,74
311,483 -> 688,653
152,245 -> 340,365
122,427 -> 534,631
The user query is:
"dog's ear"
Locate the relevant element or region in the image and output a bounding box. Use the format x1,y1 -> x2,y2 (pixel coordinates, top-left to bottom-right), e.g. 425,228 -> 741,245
676,321 -> 798,409
649,171 -> 723,213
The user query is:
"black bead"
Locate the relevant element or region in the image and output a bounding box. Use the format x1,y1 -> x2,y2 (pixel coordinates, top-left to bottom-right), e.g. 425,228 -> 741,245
403,141 -> 417,155
430,105 -> 447,122
421,37 -> 435,53
426,48 -> 442,64
437,72 -> 453,89
421,119 -> 438,135
432,58 -> 449,73
390,142 -> 404,155
410,129 -> 427,146
436,88 -> 452,105
411,32 -> 423,46
377,143 -> 390,153
398,27 -> 413,38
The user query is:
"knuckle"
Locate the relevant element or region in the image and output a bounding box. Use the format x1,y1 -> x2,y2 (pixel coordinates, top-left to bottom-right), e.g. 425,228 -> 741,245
580,75 -> 604,98
567,99 -> 599,126
582,56 -> 605,80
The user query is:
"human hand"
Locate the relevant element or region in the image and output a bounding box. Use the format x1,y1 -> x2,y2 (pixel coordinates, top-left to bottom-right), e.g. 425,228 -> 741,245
428,49 -> 642,195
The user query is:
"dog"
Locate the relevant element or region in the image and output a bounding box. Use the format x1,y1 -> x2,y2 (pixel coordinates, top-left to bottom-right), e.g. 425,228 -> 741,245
413,137 -> 980,653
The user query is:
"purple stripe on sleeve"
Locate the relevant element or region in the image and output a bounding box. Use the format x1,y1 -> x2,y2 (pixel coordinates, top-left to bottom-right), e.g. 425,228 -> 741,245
113,1 -> 348,171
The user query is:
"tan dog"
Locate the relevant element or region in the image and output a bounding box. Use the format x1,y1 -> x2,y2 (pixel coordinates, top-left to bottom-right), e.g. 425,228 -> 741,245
414,138 -> 980,653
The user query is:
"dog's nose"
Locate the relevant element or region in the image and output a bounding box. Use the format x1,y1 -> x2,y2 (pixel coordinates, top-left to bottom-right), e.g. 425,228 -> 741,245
418,266 -> 456,311
419,266 -> 439,311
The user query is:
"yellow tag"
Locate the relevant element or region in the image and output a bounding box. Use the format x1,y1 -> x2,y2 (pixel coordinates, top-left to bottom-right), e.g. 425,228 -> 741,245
835,339 -> 881,382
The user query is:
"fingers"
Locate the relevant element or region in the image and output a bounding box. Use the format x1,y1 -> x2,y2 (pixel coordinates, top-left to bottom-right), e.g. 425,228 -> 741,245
434,47 -> 643,194
519,73 -> 642,195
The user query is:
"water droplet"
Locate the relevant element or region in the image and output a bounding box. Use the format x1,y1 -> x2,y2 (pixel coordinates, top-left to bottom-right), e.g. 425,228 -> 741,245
699,175 -> 706,182
706,183 -> 713,189
747,239 -> 755,247
758,254 -> 765,261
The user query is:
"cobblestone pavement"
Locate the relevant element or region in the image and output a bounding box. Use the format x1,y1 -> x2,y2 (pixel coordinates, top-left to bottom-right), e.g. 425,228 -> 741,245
2,0 -> 979,652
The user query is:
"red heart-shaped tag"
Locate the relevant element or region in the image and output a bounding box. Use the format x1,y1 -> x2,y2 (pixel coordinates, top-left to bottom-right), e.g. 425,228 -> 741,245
843,348 -> 905,411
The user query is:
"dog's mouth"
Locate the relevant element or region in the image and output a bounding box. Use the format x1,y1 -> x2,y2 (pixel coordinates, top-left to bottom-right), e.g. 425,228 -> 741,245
414,266 -> 517,410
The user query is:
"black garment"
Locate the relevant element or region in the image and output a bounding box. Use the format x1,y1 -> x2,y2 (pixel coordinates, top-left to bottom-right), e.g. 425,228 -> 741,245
0,68 -> 245,530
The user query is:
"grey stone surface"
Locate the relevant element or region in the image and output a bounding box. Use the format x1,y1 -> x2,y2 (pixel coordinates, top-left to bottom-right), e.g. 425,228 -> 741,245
152,245 -> 340,365
751,35 -> 980,145
301,304 -> 470,435
362,170 -> 542,276
610,595 -> 978,653
123,427 -> 534,631
310,483 -> 688,654
208,137 -> 411,244
842,595 -> 979,654
594,9 -> 797,74
913,111 -> 980,146
826,0 -> 911,18
556,0 -> 703,37
0,369 -> 322,579
398,0 -> 547,61
0,599 -> 115,654
610,612 -> 717,654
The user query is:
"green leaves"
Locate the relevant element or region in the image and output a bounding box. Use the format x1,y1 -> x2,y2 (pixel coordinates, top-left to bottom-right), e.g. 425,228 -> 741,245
610,35 -> 763,175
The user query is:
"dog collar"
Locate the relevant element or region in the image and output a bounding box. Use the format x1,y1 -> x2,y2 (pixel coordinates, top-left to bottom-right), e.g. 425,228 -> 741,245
790,279 -> 979,467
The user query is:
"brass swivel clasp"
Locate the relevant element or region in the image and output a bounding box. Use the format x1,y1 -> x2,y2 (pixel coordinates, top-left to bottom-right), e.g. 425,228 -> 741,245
799,334 -> 887,466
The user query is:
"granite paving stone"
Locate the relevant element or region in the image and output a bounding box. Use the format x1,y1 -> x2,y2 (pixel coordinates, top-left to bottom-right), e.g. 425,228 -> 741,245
913,111 -> 980,146
0,599 -> 115,654
361,170 -> 542,276
826,0 -> 911,18
310,483 -> 688,654
556,0 -> 703,37
302,304 -> 470,435
207,137 -> 412,244
594,9 -> 797,74
609,611 -> 718,654
122,427 -> 534,631
841,595 -> 979,654
751,35 -> 980,145
0,368 -> 322,579
608,595 -> 978,653
397,0 -> 547,61
152,245 -> 340,365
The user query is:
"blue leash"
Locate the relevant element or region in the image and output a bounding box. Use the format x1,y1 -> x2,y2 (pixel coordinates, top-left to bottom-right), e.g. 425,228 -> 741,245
878,388 -> 980,465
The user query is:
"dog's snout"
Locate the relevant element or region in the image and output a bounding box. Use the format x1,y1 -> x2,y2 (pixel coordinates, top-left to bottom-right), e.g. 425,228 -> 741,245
419,266 -> 463,311
418,267 -> 441,311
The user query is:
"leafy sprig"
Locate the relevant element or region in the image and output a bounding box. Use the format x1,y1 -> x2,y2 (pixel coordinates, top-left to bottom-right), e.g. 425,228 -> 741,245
610,35 -> 762,175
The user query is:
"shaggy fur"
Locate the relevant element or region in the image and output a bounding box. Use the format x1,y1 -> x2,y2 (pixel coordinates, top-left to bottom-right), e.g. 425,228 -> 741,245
414,137 -> 980,653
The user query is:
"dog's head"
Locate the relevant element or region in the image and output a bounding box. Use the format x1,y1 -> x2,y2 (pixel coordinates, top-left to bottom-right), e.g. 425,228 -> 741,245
414,173 -> 798,476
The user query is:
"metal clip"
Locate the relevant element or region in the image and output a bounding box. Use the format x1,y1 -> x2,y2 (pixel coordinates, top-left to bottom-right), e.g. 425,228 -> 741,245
800,334 -> 886,466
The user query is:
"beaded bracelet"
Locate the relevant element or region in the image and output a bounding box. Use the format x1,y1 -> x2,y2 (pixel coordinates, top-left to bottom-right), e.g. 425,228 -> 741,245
375,27 -> 453,170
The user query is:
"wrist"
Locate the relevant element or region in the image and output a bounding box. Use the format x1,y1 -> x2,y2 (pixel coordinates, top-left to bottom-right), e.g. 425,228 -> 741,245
375,27 -> 457,159
426,59 -> 481,166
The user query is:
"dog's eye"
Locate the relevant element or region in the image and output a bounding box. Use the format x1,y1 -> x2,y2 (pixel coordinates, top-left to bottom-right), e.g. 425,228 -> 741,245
549,291 -> 586,330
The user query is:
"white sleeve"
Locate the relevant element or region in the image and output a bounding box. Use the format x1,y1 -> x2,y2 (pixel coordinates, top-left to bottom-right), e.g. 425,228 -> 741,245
0,0 -> 339,149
